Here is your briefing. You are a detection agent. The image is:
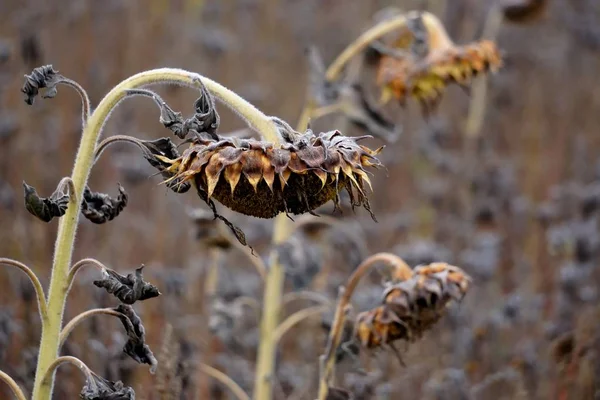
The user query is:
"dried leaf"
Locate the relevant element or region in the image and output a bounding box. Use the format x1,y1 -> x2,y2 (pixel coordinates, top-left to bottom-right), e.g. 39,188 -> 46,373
94,265 -> 160,304
80,371 -> 135,400
115,304 -> 158,373
326,387 -> 353,400
23,181 -> 69,222
139,137 -> 191,194
21,65 -> 61,105
81,184 -> 128,224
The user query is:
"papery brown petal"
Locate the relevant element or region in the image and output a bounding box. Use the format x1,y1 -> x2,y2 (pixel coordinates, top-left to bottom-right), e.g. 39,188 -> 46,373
288,153 -> 308,174
205,153 -> 225,199
224,163 -> 243,195
241,150 -> 263,192
313,169 -> 328,189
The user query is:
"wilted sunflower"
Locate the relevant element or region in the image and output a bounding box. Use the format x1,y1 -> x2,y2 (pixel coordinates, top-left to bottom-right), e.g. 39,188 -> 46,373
354,262 -> 471,357
160,129 -> 383,219
376,14 -> 502,113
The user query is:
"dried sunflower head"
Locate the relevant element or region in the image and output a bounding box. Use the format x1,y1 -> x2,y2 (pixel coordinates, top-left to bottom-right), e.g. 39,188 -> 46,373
378,39 -> 502,112
161,130 -> 382,219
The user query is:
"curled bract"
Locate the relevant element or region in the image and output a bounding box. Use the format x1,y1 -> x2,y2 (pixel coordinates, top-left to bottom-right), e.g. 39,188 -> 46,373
21,65 -> 60,105
115,304 -> 158,373
82,184 -> 128,224
161,130 -> 383,219
23,181 -> 69,222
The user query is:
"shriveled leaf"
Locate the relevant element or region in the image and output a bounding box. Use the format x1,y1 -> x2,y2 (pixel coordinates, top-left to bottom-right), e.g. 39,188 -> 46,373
81,184 -> 128,224
115,304 -> 158,373
94,265 -> 160,304
21,65 -> 61,105
23,181 -> 69,222
80,371 -> 135,400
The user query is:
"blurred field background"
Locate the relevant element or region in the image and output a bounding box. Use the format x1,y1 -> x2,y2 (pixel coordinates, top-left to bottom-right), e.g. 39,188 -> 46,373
1,0 -> 600,399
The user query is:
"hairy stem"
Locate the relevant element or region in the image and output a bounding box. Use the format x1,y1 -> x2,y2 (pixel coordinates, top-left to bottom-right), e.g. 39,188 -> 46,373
317,253 -> 411,400
0,371 -> 27,400
59,308 -> 123,347
58,78 -> 91,125
66,258 -> 107,293
199,364 -> 250,400
0,258 -> 47,319
326,11 -> 451,81
253,215 -> 291,400
40,356 -> 94,389
273,305 -> 330,344
31,68 -> 280,400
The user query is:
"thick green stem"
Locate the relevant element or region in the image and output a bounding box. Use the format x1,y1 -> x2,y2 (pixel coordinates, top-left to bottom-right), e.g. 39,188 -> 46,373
31,68 -> 279,400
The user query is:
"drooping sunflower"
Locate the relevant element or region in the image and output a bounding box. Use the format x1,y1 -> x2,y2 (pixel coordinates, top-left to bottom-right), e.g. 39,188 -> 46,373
375,13 -> 503,113
161,129 -> 383,220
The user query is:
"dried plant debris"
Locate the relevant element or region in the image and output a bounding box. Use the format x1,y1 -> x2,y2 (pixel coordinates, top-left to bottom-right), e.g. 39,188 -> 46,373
502,0 -> 548,23
94,265 -> 160,304
115,304 -> 158,373
190,208 -> 231,249
82,184 -> 128,224
80,370 -> 135,400
23,181 -> 69,222
21,65 -> 61,105
354,263 -> 471,360
326,387 -> 354,400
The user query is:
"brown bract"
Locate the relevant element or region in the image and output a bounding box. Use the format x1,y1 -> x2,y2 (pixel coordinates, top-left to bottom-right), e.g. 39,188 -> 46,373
161,131 -> 383,219
377,40 -> 502,112
355,262 -> 471,350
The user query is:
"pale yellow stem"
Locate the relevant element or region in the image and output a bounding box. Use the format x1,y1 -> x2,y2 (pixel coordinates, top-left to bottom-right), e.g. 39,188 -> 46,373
0,258 -> 47,319
199,364 -> 250,400
0,371 -> 27,400
59,308 -> 123,347
273,305 -> 330,344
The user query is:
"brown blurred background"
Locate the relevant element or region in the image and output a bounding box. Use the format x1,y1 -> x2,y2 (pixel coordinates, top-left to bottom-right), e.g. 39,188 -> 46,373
1,0 -> 600,399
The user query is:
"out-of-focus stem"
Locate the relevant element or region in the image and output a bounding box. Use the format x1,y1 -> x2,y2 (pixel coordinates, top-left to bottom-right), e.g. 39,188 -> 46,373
199,364 -> 250,400
0,258 -> 47,320
317,253 -> 412,400
273,305 -> 330,344
282,291 -> 332,307
59,308 -> 123,347
0,371 -> 27,400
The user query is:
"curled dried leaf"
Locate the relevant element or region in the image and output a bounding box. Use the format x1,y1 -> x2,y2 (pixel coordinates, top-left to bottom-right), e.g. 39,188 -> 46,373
93,265 -> 160,304
139,137 -> 191,193
23,181 -> 69,222
82,184 -> 128,224
114,304 -> 158,373
21,65 -> 61,105
80,370 -> 135,400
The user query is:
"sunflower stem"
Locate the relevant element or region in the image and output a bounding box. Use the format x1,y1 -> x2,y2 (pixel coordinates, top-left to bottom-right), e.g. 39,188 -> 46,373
273,305 -> 330,344
0,258 -> 47,320
317,253 -> 412,400
31,68 -> 280,400
0,370 -> 27,400
199,364 -> 250,400
325,11 -> 452,82
59,308 -> 123,347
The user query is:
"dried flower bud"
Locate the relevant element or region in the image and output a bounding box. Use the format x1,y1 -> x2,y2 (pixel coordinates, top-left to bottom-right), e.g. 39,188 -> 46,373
162,129 -> 382,220
139,137 -> 191,193
114,304 -> 158,373
82,184 -> 128,224
80,371 -> 135,400
23,181 -> 69,222
21,65 -> 61,105
355,305 -> 410,349
93,265 -> 161,304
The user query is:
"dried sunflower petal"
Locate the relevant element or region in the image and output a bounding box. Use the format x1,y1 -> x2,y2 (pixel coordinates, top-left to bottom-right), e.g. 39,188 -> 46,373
23,181 -> 69,222
21,65 -> 61,105
115,304 -> 158,373
80,371 -> 135,400
138,137 -> 191,194
81,184 -> 128,224
93,265 -> 160,304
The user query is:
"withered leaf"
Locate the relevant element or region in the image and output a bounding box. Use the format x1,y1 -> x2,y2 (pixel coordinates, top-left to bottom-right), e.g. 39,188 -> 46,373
21,65 -> 61,105
139,137 -> 190,193
23,181 -> 69,222
94,265 -> 160,304
115,304 -> 158,373
326,387 -> 353,400
80,371 -> 135,400
81,184 -> 128,224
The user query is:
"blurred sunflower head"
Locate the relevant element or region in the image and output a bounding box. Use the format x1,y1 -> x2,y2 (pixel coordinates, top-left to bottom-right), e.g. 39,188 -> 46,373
354,262 -> 471,352
375,13 -> 503,114
160,129 -> 383,220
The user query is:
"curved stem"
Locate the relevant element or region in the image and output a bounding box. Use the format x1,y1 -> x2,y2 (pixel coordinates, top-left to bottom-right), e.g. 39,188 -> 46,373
59,78 -> 91,125
59,308 -> 123,347
0,371 -> 27,400
317,252 -> 412,400
93,134 -> 146,163
325,11 -> 452,81
273,305 -> 330,344
0,258 -> 47,320
33,68 -> 280,400
40,356 -> 93,390
229,237 -> 268,280
66,258 -> 107,294
282,291 -> 332,308
199,364 -> 250,400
